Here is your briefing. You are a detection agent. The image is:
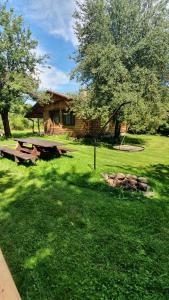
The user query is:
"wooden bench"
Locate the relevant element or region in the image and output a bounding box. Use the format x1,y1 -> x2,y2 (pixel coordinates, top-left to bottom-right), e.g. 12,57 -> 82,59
16,146 -> 32,154
16,145 -> 40,156
0,249 -> 21,300
0,147 -> 37,163
57,147 -> 75,154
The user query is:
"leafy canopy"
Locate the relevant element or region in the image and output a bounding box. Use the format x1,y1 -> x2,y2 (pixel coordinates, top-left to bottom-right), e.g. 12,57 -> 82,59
72,0 -> 169,131
0,3 -> 47,113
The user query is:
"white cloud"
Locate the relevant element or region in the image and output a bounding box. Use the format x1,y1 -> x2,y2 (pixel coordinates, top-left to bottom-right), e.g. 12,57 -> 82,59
25,0 -> 77,46
32,46 -> 70,91
38,65 -> 69,91
8,1 -> 80,91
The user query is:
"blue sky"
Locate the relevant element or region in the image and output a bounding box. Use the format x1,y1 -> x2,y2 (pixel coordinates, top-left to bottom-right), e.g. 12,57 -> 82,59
8,0 -> 80,93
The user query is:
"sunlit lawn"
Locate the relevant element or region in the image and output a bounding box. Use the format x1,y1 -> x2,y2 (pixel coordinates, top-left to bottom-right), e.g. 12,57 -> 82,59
0,132 -> 169,299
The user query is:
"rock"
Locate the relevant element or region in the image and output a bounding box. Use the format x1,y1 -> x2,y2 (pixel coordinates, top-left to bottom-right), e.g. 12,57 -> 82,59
122,177 -> 128,184
144,191 -> 155,198
107,178 -> 116,187
137,182 -> 148,191
137,177 -> 148,183
109,173 -> 116,179
114,179 -> 124,187
127,179 -> 138,190
101,172 -> 151,193
116,173 -> 126,180
124,182 -> 137,191
130,185 -> 138,191
101,173 -> 109,180
127,179 -> 138,186
126,174 -> 137,180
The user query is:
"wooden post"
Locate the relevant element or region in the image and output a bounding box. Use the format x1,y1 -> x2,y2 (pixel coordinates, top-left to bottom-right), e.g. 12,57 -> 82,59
93,137 -> 97,170
37,118 -> 40,135
60,109 -> 62,125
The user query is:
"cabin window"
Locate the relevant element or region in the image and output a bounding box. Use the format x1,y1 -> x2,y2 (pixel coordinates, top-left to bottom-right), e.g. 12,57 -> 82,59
62,110 -> 75,126
49,110 -> 60,124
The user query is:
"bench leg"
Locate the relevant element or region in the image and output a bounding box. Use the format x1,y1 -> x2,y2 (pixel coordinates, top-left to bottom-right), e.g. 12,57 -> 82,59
16,141 -> 23,151
31,146 -> 39,157
14,156 -> 20,163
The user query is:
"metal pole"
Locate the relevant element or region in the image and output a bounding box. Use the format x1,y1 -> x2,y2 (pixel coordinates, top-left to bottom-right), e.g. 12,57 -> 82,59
92,101 -> 131,171
94,137 -> 97,170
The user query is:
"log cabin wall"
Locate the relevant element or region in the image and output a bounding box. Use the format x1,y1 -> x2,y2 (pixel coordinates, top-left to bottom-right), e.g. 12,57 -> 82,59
43,101 -> 87,137
25,91 -> 127,137
43,100 -> 127,137
108,121 -> 127,136
120,122 -> 127,135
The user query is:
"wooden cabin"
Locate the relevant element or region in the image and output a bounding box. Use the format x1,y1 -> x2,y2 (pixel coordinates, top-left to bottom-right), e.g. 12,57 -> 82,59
26,90 -> 126,137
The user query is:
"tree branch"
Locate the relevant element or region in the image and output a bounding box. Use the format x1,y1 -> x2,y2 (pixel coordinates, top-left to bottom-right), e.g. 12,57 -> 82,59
98,101 -> 131,137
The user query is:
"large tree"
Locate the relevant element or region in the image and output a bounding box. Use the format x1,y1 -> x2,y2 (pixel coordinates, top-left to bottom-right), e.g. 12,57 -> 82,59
72,0 -> 169,139
0,3 -> 45,137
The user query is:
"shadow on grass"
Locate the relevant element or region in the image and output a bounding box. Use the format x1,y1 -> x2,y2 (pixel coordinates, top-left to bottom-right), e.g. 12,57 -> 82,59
12,131 -> 41,138
121,135 -> 147,146
0,164 -> 169,299
73,134 -> 147,151
0,131 -> 38,141
0,170 -> 16,193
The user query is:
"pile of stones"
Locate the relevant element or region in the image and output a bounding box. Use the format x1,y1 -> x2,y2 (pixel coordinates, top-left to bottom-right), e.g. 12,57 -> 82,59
101,173 -> 150,192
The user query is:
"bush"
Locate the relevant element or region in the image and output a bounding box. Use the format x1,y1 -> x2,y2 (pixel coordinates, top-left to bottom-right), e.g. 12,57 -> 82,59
158,123 -> 169,136
0,113 -> 32,132
10,114 -> 32,130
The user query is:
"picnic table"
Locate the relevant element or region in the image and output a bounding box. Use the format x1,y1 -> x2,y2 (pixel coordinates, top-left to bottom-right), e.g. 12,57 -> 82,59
0,137 -> 73,163
14,137 -> 70,158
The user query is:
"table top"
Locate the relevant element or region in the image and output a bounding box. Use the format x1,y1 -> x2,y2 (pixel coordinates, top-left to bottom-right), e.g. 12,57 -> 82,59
14,138 -> 64,148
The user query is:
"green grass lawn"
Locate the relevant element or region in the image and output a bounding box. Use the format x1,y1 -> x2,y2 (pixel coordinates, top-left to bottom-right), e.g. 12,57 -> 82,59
0,133 -> 169,299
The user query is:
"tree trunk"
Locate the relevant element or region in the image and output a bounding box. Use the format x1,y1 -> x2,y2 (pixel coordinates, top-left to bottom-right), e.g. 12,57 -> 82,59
1,110 -> 12,138
114,119 -> 121,143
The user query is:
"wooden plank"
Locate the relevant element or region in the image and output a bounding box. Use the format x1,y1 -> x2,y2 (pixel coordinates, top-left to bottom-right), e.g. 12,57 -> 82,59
0,249 -> 21,300
57,147 -> 75,153
0,147 -> 37,161
14,138 -> 64,148
16,146 -> 40,156
16,146 -> 33,154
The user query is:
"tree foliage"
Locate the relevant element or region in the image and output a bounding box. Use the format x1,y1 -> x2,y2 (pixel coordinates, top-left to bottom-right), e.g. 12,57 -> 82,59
0,3 -> 46,137
72,0 -> 169,134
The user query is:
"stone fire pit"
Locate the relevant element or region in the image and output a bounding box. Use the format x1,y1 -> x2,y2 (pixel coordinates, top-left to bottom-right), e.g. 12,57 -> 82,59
101,173 -> 150,192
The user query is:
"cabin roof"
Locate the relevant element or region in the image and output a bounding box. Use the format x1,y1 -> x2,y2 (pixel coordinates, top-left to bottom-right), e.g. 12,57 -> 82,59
46,90 -> 72,100
25,91 -> 72,119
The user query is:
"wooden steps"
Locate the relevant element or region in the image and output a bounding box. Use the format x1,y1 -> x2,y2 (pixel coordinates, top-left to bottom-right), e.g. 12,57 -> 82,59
0,249 -> 21,300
